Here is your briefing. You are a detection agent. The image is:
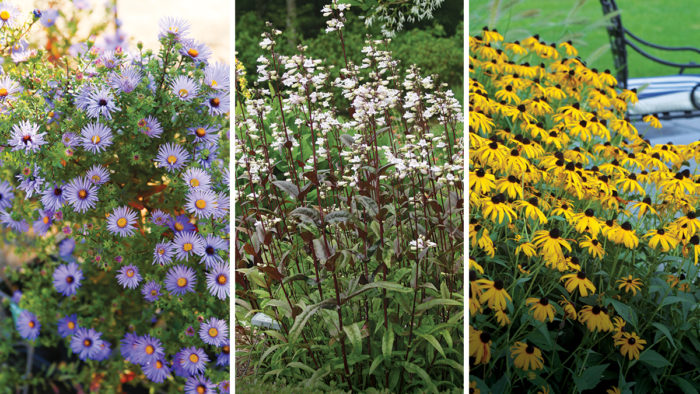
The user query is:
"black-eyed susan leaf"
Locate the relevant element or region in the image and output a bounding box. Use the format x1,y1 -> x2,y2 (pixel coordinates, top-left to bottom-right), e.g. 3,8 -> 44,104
382,328 -> 394,358
417,332 -> 445,358
639,349 -> 671,368
574,363 -> 608,391
415,298 -> 463,312
670,376 -> 698,394
368,354 -> 384,375
651,322 -> 677,350
609,299 -> 638,328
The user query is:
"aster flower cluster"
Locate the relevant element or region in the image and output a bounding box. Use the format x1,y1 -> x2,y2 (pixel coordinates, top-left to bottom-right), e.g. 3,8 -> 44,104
468,29 -> 700,392
1,10 -> 229,392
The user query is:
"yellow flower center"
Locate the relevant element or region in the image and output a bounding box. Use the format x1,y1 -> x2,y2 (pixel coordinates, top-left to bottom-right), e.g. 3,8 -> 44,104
0,88 -> 7,97
117,218 -> 128,228
178,89 -> 189,98
208,327 -> 218,337
67,321 -> 75,329
190,179 -> 200,187
189,353 -> 199,363
196,128 -> 206,137
167,155 -> 177,164
217,274 -> 227,285
195,199 -> 206,209
92,175 -> 101,183
187,48 -> 199,57
43,216 -> 50,224
156,360 -> 163,369
28,321 -> 35,328
183,243 -> 193,252
84,339 -> 92,347
145,345 -> 154,355
91,135 -> 101,144
78,190 -> 87,199
177,277 -> 187,287
196,387 -> 205,394
126,269 -> 135,278
151,289 -> 157,296
158,248 -> 165,255
175,222 -> 184,231
210,98 -> 220,106
0,11 -> 10,21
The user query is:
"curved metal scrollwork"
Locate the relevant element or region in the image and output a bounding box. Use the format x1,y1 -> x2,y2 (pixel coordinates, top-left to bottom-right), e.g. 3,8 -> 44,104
600,0 -> 628,88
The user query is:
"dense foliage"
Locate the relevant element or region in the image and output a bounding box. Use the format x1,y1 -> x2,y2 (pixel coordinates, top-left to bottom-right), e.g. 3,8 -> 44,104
469,29 -> 700,393
0,2 -> 230,392
235,1 -> 464,392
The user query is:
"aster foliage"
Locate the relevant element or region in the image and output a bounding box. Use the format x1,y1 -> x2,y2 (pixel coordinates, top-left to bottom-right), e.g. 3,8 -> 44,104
236,1 -> 463,391
0,5 -> 229,393
469,29 -> 700,393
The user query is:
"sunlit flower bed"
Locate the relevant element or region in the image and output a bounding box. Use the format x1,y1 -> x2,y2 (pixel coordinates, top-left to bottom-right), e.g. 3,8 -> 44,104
469,28 -> 700,393
0,3 -> 229,392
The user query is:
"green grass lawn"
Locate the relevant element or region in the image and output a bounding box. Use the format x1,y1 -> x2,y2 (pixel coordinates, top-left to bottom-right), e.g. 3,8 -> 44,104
469,0 -> 700,80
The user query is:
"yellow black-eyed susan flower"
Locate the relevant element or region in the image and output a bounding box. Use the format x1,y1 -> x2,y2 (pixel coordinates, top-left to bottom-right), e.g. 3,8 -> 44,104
561,271 -> 596,297
469,326 -> 492,365
469,257 -> 484,274
612,316 -> 626,340
476,278 -> 512,311
578,305 -> 613,332
612,221 -> 639,249
559,296 -> 576,319
614,332 -> 646,360
514,197 -> 547,225
606,386 -> 622,394
559,40 -> 578,56
616,275 -> 643,296
470,381 -> 481,394
642,114 -> 662,128
469,291 -> 482,316
551,201 -> 575,221
630,197 -> 657,219
510,342 -> 544,371
469,168 -> 496,195
496,175 -> 524,200
515,241 -> 537,258
644,227 -> 678,252
571,208 -> 602,238
495,308 -> 511,326
579,235 -> 605,259
687,235 -> 700,265
482,194 -> 517,224
532,228 -> 571,263
526,297 -> 556,322
504,40 -> 527,55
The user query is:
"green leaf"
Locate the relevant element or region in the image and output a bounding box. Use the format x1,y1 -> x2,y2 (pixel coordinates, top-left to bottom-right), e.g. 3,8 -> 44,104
574,363 -> 608,391
369,355 -> 384,375
670,376 -> 699,394
433,358 -> 464,374
609,299 -> 638,328
660,296 -> 691,307
639,349 -> 671,368
401,361 -> 438,393
417,333 -> 445,358
342,280 -> 412,304
440,329 -> 453,349
288,298 -> 335,343
382,327 -> 394,358
272,180 -> 299,199
288,361 -> 315,374
325,210 -> 351,224
651,322 -> 676,350
415,298 -> 463,312
343,322 -> 363,347
290,207 -> 320,226
355,195 -> 378,216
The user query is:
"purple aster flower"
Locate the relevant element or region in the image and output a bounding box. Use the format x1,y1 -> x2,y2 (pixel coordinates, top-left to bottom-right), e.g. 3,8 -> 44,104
137,116 -> 163,138
206,262 -> 229,300
75,84 -> 95,111
40,8 -> 58,27
218,380 -> 230,393
69,42 -> 88,57
0,3 -> 20,29
203,62 -> 230,90
41,184 -> 65,211
189,125 -> 220,145
199,317 -> 228,347
10,39 -> 31,64
80,122 -> 113,153
16,166 -> 45,198
53,262 -> 83,296
106,206 -> 138,237
141,281 -> 162,302
168,214 -> 195,233
150,210 -> 170,226
84,86 -> 117,119
0,211 -> 29,233
0,76 -> 21,101
109,66 -> 142,93
93,340 -> 112,361
11,290 -> 22,304
223,168 -> 230,189
71,327 -> 104,361
171,76 -> 199,101
73,0 -> 91,10
9,121 -> 47,153
164,265 -> 197,295
143,358 -> 171,383
177,347 -> 208,376
0,181 -> 14,211
182,168 -> 211,189
179,39 -> 212,64
171,351 -> 191,377
216,346 -> 230,367
185,326 -> 195,336
184,374 -> 215,394
120,332 -> 140,363
156,143 -> 189,172
211,192 -> 230,220
64,176 -> 99,213
201,235 -> 227,268
99,51 -> 121,70
57,314 -> 79,338
204,92 -> 230,117
153,241 -> 175,266
133,334 -> 165,365
86,164 -> 110,185
185,188 -> 217,219
194,142 -> 218,169
173,231 -> 205,261
61,132 -> 80,147
158,17 -> 190,40
33,209 -> 54,236
16,310 -> 40,340
116,264 -> 142,289
58,237 -> 76,258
